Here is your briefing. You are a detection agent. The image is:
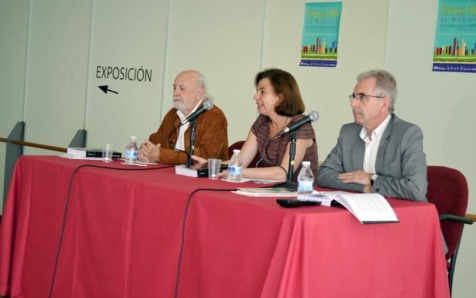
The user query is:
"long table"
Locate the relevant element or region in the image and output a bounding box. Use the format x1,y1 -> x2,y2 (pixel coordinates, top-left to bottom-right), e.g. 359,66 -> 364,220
0,156 -> 450,298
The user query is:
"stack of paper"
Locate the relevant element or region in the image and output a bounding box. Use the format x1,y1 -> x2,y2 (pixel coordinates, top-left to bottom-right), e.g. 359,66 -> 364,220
233,187 -> 297,197
298,191 -> 398,224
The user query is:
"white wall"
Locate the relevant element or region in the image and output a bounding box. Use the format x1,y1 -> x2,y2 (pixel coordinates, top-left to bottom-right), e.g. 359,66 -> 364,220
263,0 -> 390,159
1,0 -> 390,162
86,0 -> 169,146
165,0 -> 268,144
1,0 -> 474,296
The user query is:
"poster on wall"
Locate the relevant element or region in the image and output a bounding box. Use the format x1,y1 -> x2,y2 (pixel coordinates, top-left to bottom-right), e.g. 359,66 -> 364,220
432,0 -> 476,73
300,2 -> 342,68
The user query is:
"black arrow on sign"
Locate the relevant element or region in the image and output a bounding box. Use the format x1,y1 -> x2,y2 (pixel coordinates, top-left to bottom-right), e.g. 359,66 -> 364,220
98,85 -> 119,94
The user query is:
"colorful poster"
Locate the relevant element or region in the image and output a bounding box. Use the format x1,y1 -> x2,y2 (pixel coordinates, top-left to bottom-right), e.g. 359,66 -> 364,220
432,0 -> 476,73
300,2 -> 342,68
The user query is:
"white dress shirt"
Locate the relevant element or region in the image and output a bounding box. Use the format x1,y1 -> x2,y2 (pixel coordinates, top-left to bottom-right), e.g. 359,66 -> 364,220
175,100 -> 203,150
360,114 -> 391,174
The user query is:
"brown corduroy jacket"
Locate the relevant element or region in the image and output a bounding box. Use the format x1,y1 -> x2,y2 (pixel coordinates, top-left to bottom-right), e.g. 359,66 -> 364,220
149,105 -> 229,165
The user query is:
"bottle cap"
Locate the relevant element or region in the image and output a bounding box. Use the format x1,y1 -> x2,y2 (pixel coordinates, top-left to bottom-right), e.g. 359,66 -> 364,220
131,136 -> 137,140
302,161 -> 310,166
233,149 -> 241,153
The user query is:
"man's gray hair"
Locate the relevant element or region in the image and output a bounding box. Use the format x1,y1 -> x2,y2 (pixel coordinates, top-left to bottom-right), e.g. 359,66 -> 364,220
197,73 -> 208,98
357,69 -> 397,113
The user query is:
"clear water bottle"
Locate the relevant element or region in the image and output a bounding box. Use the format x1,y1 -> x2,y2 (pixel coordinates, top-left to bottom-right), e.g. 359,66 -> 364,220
228,149 -> 243,182
125,136 -> 138,164
297,161 -> 314,194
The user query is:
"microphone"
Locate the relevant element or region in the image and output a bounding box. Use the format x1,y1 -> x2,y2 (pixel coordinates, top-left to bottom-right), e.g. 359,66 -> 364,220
180,100 -> 214,125
277,110 -> 319,136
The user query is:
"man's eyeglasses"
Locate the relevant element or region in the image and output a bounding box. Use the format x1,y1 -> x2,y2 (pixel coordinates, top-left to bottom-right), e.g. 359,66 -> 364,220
349,93 -> 385,102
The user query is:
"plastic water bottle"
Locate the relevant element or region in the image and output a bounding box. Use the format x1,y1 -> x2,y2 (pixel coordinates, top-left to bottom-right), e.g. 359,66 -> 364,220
228,149 -> 243,182
297,161 -> 314,194
125,136 -> 138,164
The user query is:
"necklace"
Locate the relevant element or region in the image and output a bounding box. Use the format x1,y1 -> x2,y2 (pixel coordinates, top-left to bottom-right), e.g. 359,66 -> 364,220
268,116 -> 289,139
283,116 -> 289,130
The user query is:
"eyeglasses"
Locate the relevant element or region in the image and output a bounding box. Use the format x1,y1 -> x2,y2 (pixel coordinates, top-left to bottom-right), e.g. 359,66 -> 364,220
349,93 -> 385,102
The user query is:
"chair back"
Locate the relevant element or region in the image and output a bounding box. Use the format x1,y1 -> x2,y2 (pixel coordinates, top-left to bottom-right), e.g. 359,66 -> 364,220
228,141 -> 262,168
426,166 -> 468,259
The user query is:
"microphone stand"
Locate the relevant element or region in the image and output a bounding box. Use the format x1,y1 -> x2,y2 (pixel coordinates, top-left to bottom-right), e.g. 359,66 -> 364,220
186,119 -> 197,168
275,130 -> 298,191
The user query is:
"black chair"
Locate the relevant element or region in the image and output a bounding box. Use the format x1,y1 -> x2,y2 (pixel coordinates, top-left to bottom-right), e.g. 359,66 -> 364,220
426,166 -> 473,296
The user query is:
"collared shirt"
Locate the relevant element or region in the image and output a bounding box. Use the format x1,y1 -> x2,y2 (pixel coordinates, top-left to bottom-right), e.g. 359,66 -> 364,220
175,100 -> 203,150
360,114 -> 391,174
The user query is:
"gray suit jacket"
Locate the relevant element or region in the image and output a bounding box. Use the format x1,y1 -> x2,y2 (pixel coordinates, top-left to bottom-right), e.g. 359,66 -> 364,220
317,114 -> 427,202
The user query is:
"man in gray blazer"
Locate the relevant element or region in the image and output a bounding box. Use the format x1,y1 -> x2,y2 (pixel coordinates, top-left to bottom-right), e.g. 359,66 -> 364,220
317,69 -> 427,202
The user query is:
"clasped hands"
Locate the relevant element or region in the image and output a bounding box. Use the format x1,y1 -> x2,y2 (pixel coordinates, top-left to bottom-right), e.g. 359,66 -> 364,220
338,170 -> 373,193
138,141 -> 161,163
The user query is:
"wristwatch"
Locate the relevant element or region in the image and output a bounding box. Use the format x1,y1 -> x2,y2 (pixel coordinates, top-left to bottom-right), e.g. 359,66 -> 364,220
370,174 -> 378,186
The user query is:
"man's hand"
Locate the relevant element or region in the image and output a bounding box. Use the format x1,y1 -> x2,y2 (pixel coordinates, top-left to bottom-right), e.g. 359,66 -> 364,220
338,170 -> 372,186
138,141 -> 161,162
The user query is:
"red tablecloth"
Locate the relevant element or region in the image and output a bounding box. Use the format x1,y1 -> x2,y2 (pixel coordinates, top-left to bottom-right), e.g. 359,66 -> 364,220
0,156 -> 450,298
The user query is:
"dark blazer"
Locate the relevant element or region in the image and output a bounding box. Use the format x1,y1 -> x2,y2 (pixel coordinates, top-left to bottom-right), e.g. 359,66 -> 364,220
317,114 -> 427,202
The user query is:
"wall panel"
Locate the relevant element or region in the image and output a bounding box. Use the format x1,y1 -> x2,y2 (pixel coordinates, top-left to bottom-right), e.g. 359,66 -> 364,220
0,0 -> 30,212
385,0 -> 475,296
